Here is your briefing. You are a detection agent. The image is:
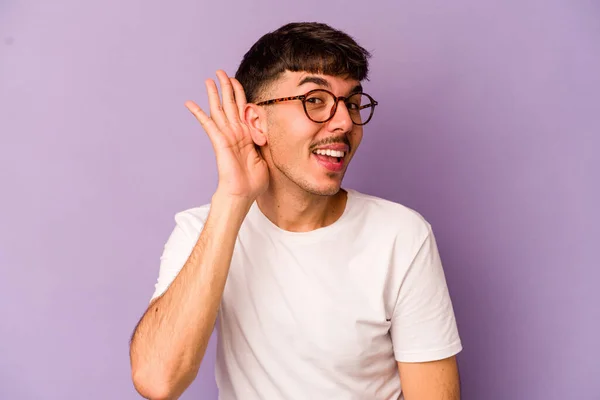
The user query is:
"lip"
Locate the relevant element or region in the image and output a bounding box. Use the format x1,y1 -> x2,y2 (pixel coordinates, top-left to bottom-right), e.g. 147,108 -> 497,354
311,152 -> 346,172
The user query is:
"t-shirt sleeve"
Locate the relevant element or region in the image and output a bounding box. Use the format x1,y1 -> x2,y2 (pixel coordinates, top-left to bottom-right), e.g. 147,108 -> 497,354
149,211 -> 205,302
390,224 -> 463,362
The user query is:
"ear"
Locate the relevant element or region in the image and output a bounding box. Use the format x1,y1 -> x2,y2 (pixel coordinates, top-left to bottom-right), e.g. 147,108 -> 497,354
243,104 -> 267,146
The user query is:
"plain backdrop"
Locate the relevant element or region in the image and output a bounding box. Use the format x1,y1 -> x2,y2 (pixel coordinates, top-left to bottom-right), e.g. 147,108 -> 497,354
1,0 -> 599,399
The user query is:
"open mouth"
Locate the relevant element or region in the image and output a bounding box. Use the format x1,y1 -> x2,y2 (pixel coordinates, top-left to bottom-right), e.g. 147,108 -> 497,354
311,149 -> 347,172
313,149 -> 345,163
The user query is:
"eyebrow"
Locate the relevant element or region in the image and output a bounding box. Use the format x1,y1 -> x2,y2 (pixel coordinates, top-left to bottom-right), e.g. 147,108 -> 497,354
298,76 -> 331,88
298,76 -> 363,94
350,84 -> 363,93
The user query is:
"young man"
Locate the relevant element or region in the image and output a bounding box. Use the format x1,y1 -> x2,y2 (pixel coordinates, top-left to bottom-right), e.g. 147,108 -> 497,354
130,22 -> 462,400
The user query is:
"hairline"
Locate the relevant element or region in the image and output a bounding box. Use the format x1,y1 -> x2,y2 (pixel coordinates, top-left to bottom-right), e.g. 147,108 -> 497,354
254,70 -> 364,104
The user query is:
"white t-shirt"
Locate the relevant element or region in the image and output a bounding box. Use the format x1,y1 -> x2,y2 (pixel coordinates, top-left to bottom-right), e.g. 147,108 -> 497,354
151,188 -> 462,400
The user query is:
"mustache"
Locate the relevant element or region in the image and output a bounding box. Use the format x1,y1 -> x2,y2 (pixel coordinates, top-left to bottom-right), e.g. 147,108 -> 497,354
310,137 -> 351,151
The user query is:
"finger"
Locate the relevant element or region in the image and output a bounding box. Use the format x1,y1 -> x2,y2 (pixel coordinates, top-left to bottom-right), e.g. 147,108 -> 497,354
205,79 -> 227,126
230,77 -> 247,119
216,70 -> 239,123
184,100 -> 225,149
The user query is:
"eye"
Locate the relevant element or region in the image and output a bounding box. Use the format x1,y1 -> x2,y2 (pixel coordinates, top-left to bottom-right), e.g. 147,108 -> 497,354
346,93 -> 365,111
306,97 -> 324,104
346,101 -> 360,111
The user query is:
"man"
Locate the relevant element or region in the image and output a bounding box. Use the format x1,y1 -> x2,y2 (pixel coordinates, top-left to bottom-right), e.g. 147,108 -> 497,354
129,22 -> 462,400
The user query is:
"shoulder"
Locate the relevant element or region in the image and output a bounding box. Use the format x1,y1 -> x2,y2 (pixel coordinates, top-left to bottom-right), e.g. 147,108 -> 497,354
170,203 -> 212,239
347,188 -> 432,240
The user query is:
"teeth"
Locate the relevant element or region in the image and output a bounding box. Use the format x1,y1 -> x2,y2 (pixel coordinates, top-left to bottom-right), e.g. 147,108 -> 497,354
314,149 -> 345,158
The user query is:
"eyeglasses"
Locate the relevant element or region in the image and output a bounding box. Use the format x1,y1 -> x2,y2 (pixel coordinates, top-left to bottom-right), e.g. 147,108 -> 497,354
255,89 -> 378,126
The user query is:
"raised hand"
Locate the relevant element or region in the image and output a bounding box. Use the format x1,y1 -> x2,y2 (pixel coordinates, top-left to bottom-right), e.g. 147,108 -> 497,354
185,70 -> 269,202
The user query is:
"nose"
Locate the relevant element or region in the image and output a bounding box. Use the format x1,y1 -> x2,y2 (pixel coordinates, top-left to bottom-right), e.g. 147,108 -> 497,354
327,100 -> 354,132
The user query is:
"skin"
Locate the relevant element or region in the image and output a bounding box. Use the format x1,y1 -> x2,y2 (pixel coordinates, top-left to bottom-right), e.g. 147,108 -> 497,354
245,70 -> 364,232
129,69 -> 460,399
398,357 -> 461,400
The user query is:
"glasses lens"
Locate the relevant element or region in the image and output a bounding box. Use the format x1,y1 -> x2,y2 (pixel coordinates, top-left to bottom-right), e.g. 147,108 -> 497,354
304,90 -> 336,122
346,93 -> 374,125
303,90 -> 375,124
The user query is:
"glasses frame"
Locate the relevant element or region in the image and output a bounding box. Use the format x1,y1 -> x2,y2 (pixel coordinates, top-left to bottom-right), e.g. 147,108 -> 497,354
255,89 -> 379,126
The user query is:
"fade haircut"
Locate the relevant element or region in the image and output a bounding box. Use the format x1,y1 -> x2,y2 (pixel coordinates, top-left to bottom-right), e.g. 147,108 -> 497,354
235,22 -> 371,103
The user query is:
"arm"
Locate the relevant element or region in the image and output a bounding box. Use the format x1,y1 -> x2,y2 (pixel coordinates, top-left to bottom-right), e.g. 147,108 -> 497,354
398,356 -> 461,400
129,194 -> 251,400
129,70 -> 269,400
390,223 -> 463,399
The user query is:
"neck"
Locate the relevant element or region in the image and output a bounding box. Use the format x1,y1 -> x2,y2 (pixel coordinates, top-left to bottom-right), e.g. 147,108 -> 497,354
255,182 -> 348,233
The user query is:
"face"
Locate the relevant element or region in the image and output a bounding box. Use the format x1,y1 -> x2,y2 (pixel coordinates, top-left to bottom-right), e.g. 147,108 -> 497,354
258,71 -> 365,196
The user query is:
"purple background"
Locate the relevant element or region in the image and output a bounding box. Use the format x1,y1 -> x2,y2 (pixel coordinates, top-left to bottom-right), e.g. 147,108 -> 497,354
1,1 -> 599,399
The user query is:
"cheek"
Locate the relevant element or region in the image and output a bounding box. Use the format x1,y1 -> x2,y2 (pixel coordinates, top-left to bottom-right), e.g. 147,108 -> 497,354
270,115 -> 320,159
350,128 -> 364,150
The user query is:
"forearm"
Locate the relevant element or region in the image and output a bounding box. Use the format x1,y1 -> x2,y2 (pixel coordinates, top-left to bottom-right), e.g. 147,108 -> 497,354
130,193 -> 251,399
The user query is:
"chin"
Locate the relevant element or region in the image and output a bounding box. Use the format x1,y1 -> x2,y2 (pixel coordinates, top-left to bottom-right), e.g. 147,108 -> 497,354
312,187 -> 341,197
274,158 -> 345,197
303,179 -> 343,197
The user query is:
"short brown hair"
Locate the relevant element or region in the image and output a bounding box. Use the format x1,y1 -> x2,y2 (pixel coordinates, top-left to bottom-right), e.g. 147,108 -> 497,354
235,22 -> 371,103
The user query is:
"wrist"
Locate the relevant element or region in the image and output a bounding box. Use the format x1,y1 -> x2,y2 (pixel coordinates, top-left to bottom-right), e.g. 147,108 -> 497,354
210,192 -> 254,225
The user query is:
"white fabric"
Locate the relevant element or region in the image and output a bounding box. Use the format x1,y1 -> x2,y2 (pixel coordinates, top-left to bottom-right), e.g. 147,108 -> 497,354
151,188 -> 462,400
